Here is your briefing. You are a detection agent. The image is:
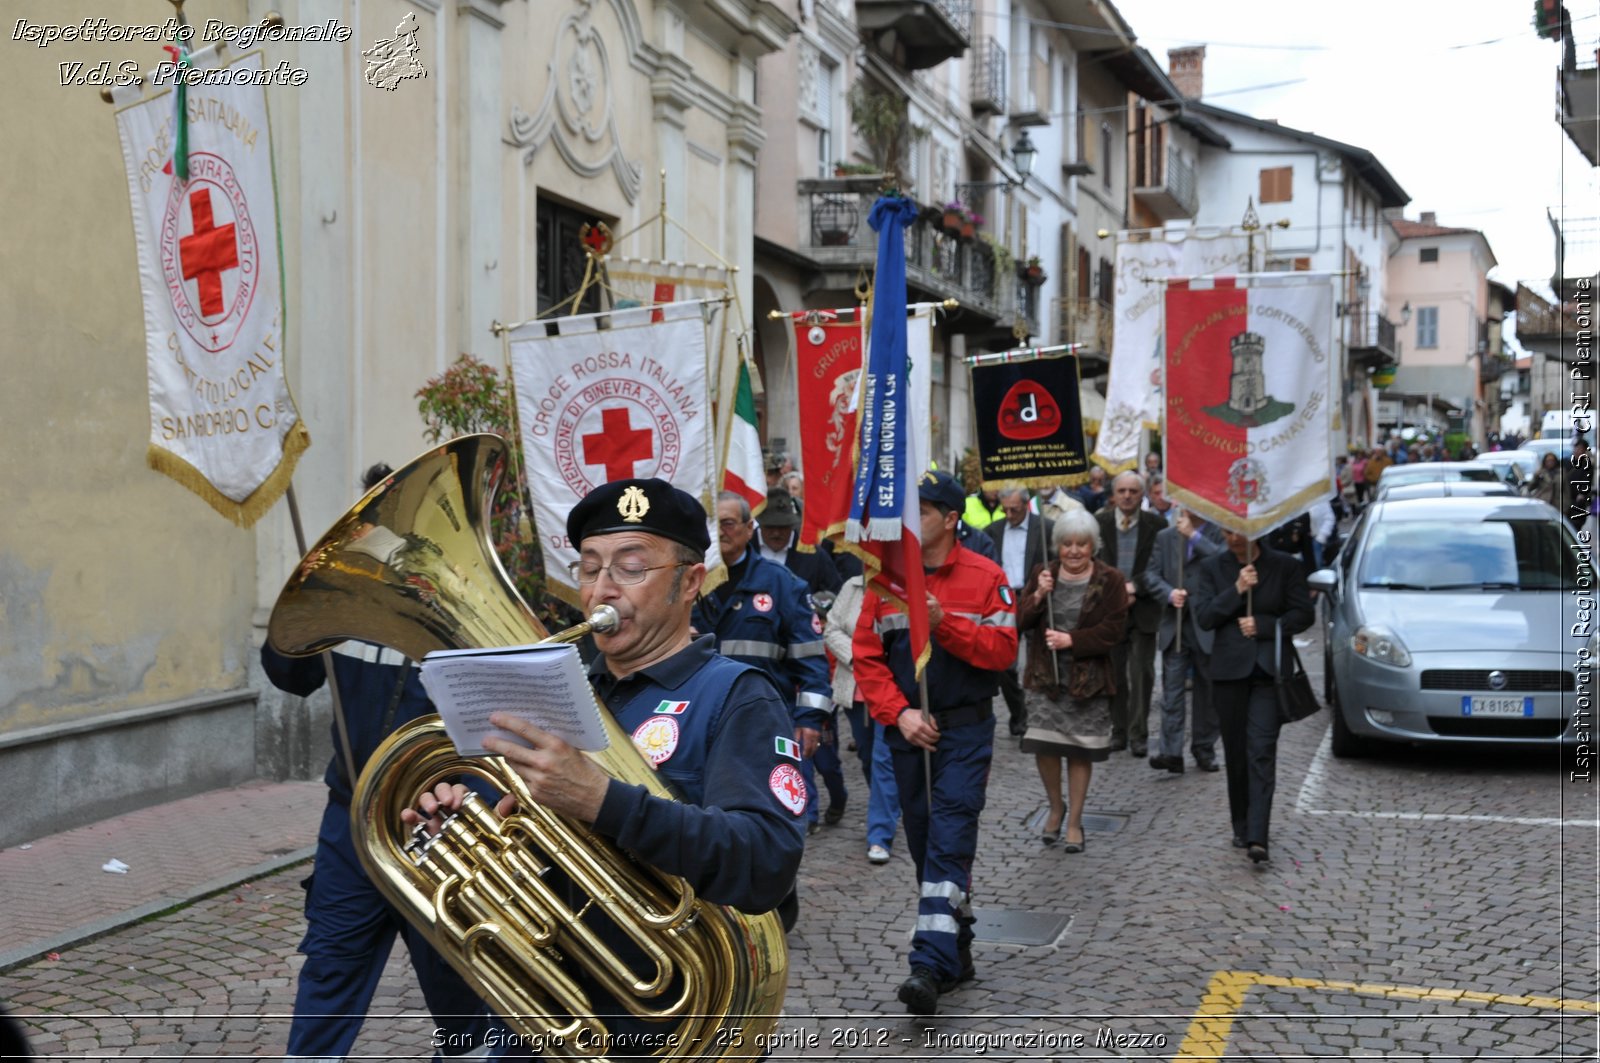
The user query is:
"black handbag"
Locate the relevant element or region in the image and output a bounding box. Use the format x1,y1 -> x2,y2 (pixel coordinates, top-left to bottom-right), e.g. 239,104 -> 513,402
1274,626 -> 1321,724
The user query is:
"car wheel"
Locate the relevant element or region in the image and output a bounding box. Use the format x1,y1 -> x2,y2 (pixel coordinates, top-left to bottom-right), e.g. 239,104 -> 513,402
1328,681 -> 1369,759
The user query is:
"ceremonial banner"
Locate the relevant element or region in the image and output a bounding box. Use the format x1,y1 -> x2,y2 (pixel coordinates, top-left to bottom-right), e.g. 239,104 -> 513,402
840,197 -> 929,676
114,51 -> 307,526
1093,231 -> 1250,473
508,302 -> 713,602
1164,275 -> 1336,536
969,354 -> 1090,490
721,357 -> 766,515
793,316 -> 864,550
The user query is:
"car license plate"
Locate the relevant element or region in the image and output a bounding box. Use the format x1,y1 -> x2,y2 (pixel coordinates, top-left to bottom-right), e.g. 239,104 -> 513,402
1461,695 -> 1533,717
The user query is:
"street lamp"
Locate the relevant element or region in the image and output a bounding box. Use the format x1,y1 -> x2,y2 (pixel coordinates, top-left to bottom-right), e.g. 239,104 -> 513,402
956,130 -> 1039,196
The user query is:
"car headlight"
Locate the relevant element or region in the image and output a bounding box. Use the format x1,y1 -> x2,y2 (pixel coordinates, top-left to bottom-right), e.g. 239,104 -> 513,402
1352,625 -> 1412,668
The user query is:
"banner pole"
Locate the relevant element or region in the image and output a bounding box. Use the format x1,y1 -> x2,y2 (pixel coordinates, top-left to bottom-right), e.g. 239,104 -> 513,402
1039,508 -> 1059,686
1175,530 -> 1184,655
285,484 -> 361,797
918,673 -> 934,821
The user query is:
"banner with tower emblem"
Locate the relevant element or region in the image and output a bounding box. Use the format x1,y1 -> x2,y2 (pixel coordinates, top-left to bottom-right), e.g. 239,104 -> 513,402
507,301 -> 714,603
113,50 -> 308,526
1163,274 -> 1335,536
1092,230 -> 1251,474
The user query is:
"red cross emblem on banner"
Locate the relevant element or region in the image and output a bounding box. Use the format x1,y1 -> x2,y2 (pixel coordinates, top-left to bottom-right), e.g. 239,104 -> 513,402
582,407 -> 654,481
180,187 -> 239,319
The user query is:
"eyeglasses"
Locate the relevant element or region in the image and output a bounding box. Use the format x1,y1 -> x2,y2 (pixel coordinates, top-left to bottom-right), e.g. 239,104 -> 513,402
717,518 -> 749,530
567,560 -> 690,586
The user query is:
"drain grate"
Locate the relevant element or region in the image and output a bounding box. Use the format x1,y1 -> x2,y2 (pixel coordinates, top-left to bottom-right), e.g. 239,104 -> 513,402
970,906 -> 1072,946
1023,807 -> 1129,833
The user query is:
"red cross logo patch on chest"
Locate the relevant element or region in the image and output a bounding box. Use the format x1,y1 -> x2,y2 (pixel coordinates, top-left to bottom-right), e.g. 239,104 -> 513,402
752,593 -> 774,613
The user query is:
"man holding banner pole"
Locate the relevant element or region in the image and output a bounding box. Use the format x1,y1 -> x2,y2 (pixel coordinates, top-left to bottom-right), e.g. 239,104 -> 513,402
840,197 -> 1017,1017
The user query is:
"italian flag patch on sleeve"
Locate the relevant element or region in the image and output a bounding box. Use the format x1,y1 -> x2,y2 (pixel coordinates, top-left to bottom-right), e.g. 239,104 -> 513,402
774,736 -> 802,760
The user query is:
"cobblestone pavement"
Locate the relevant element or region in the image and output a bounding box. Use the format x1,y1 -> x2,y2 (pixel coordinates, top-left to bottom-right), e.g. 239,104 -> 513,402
3,633 -> 1596,1060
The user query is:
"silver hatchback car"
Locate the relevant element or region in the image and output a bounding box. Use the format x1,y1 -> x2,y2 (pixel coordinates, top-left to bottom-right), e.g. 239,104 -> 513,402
1308,495 -> 1588,756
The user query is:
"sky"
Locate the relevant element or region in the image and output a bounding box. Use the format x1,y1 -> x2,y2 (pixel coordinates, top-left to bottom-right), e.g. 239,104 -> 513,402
1108,0 -> 1599,291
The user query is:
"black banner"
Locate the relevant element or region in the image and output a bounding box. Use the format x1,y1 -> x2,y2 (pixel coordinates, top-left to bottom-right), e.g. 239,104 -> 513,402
969,355 -> 1090,490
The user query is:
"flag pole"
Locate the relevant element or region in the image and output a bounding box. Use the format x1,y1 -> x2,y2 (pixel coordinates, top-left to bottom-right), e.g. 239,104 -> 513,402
918,673 -> 934,820
285,484 -> 361,798
1038,499 -> 1060,686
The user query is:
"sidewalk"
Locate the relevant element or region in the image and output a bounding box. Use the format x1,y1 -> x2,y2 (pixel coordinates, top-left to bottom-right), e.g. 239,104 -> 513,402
0,780 -> 325,971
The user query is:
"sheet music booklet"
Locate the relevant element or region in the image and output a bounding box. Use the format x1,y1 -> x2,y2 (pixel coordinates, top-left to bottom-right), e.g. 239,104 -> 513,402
418,642 -> 608,756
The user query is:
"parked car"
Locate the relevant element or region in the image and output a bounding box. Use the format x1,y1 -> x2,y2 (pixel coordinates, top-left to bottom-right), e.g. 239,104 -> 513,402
1475,449 -> 1537,488
1523,437 -> 1574,467
1308,495 -> 1588,757
1371,461 -> 1501,500
1377,481 -> 1517,501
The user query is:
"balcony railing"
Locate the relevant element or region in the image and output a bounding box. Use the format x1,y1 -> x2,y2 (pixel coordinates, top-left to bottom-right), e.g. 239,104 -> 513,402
1131,146 -> 1197,221
799,179 -> 1017,324
856,0 -> 972,70
1346,311 -> 1397,361
970,36 -> 1006,116
1056,297 -> 1113,353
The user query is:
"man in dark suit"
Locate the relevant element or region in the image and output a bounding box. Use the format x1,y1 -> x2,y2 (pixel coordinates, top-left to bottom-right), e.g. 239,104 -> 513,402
982,484 -> 1054,736
1095,471 -> 1165,757
1192,530 -> 1314,863
1142,508 -> 1226,773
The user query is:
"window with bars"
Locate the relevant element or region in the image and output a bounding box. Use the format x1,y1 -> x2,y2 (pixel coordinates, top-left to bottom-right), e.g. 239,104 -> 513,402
1420,247 -> 1439,263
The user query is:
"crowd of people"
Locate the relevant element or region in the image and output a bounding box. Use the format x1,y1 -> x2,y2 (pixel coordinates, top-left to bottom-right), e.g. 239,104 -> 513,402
260,449 -> 1322,1051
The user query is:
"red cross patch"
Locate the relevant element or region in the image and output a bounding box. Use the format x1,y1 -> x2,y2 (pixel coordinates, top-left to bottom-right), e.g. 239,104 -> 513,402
753,593 -> 774,613
769,764 -> 808,816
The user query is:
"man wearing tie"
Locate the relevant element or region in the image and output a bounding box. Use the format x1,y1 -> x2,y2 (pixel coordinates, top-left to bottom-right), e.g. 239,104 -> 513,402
1094,472 -> 1165,757
1142,508 -> 1226,773
982,484 -> 1054,736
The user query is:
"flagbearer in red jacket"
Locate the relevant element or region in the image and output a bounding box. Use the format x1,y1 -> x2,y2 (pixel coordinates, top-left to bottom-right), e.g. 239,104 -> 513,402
851,470 -> 1018,1016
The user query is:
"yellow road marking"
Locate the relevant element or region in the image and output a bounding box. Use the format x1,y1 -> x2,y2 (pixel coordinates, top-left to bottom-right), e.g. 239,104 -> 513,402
1176,970 -> 1600,1059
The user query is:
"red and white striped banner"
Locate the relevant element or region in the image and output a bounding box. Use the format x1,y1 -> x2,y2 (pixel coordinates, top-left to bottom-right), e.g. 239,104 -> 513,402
1164,274 -> 1336,536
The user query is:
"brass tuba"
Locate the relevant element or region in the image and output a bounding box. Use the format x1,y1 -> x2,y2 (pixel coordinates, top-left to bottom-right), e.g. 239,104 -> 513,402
268,434 -> 788,1061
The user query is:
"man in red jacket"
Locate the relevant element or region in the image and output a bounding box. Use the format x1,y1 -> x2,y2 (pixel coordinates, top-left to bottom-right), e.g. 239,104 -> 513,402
852,470 -> 1018,1016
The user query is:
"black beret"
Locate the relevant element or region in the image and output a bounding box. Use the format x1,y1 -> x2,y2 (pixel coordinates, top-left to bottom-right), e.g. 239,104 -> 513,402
917,469 -> 965,513
566,478 -> 711,554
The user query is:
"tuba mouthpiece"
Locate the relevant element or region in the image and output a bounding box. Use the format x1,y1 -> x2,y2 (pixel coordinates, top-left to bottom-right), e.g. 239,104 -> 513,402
587,604 -> 620,634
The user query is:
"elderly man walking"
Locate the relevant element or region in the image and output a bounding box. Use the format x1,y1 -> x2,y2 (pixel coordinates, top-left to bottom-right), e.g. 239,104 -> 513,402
1095,471 -> 1164,757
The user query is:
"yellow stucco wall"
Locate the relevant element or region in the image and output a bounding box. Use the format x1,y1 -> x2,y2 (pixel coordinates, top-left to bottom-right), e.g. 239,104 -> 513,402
0,0 -> 259,733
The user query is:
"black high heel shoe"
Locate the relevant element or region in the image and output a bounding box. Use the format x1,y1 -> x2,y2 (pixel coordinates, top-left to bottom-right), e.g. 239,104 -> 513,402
1040,809 -> 1065,845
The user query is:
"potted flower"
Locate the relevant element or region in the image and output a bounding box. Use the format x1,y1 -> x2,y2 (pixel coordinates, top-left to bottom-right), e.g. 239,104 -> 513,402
1021,256 -> 1046,284
833,160 -> 878,178
942,201 -> 967,233
961,210 -> 982,240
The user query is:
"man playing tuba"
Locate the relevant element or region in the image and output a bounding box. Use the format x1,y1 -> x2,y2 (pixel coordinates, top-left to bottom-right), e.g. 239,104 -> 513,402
407,477 -> 806,1053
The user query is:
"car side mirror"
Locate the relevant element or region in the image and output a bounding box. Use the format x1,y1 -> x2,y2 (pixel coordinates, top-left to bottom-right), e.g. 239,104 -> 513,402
1308,569 -> 1337,595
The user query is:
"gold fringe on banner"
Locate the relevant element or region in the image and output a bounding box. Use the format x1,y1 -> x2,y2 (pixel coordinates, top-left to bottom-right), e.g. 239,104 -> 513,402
146,419 -> 311,528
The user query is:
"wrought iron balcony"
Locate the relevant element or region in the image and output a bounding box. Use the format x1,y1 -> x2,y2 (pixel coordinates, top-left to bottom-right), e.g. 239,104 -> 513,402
1131,145 -> 1197,221
796,179 -> 1017,326
1056,297 -> 1114,354
856,0 -> 972,70
970,36 -> 1006,116
1347,311 -> 1397,364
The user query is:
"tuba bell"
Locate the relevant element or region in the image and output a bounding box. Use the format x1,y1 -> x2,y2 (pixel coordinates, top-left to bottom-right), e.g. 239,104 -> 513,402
268,434 -> 788,1061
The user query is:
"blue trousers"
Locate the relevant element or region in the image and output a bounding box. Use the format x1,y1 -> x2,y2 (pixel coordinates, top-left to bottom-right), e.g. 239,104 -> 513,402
885,715 -> 994,981
804,709 -> 848,825
867,720 -> 901,850
287,800 -> 494,1060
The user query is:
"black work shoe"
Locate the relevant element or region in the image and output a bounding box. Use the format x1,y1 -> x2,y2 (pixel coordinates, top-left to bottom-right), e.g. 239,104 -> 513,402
1149,754 -> 1184,773
823,800 -> 846,826
1129,741 -> 1148,758
1195,755 -> 1220,772
938,963 -> 977,993
898,967 -> 941,1016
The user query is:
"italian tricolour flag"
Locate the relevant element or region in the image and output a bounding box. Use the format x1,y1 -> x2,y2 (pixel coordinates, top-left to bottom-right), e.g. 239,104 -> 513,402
722,358 -> 766,516
1163,274 -> 1336,536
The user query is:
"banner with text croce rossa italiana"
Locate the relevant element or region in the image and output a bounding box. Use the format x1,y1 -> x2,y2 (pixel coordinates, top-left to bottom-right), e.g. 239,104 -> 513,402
508,302 -> 714,605
113,50 -> 307,526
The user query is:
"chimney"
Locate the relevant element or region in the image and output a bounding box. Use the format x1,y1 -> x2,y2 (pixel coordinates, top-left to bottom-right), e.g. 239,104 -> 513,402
1168,46 -> 1206,100
1420,211 -> 1437,226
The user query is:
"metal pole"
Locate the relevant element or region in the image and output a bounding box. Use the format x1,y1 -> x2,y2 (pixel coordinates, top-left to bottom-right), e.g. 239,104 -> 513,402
1175,532 -> 1185,655
285,485 -> 361,796
1039,504 -> 1060,686
917,673 -> 934,820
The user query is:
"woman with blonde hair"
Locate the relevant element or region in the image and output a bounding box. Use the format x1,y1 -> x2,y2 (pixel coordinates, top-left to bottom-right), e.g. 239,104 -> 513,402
1017,510 -> 1129,852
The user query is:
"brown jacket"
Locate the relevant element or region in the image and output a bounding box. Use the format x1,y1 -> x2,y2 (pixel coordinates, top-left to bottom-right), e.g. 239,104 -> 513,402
1017,559 -> 1130,700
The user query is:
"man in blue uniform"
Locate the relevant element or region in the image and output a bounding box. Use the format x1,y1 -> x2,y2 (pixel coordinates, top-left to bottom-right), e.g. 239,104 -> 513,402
410,477 -> 806,1049
261,463 -> 495,1062
852,470 -> 1018,1016
696,491 -> 835,833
